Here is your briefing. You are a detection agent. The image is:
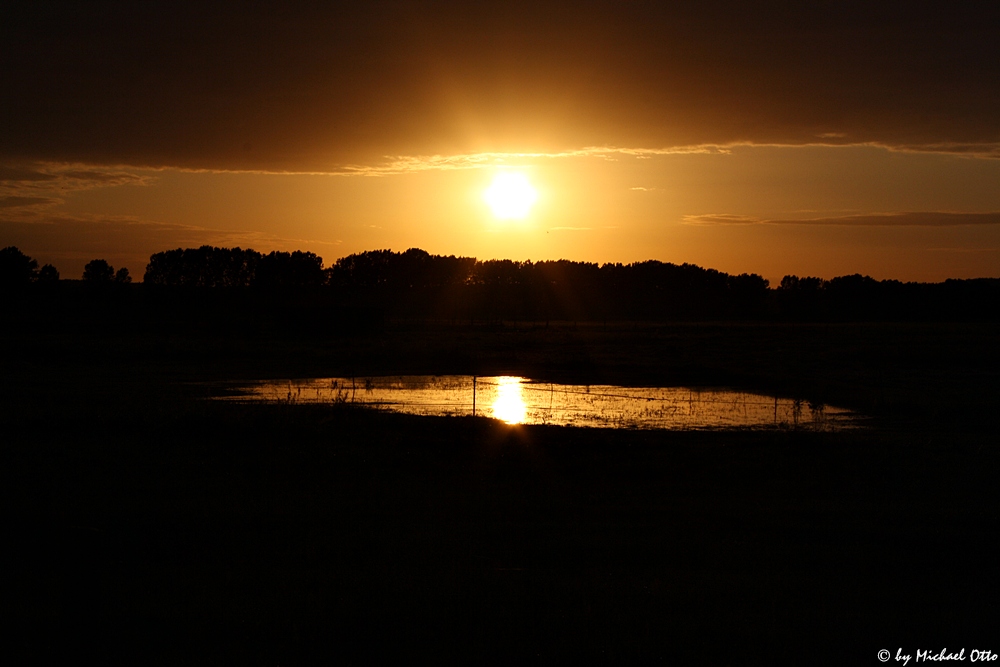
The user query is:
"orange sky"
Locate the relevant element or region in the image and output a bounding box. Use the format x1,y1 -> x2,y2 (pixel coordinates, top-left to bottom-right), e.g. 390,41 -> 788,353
2,2 -> 999,282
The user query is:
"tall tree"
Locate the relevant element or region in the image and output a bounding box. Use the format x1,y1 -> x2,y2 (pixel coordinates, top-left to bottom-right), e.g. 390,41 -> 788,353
0,246 -> 39,286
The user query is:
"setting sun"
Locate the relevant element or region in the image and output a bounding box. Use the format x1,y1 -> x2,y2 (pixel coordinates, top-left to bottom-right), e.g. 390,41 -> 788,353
483,172 -> 538,220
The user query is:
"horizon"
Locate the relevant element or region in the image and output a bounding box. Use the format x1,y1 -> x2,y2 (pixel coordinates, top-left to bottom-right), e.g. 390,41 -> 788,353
11,243 -> 1000,288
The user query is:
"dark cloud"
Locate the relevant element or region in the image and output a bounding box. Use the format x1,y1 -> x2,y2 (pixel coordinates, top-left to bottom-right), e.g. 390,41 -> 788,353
0,195 -> 60,209
2,1 -> 997,171
684,212 -> 1000,226
53,169 -> 150,184
683,214 -> 760,225
0,166 -> 59,182
0,163 -> 150,203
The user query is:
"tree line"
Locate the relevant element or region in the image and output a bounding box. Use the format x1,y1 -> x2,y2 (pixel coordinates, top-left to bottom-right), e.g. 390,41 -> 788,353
2,244 -> 998,322
0,247 -> 131,286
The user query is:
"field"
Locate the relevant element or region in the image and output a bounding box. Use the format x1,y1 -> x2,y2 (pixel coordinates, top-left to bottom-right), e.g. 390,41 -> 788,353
3,321 -> 998,663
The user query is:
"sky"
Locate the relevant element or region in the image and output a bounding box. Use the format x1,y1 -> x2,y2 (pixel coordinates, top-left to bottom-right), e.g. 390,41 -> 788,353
2,1 -> 999,282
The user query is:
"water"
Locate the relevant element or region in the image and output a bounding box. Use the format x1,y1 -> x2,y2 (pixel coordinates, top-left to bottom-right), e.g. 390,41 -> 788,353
217,375 -> 860,431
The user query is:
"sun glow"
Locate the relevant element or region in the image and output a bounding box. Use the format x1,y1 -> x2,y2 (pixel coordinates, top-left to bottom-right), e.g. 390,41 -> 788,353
483,172 -> 538,219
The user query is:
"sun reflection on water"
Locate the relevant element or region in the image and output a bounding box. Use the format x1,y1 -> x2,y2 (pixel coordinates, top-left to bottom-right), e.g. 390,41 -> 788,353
490,376 -> 527,424
225,375 -> 860,431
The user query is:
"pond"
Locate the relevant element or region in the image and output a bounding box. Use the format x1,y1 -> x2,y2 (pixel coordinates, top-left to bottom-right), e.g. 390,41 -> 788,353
216,375 -> 861,431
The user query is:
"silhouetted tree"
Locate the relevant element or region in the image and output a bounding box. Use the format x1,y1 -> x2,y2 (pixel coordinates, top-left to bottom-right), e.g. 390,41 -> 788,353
37,264 -> 60,283
255,250 -> 324,288
328,249 -> 396,287
83,259 -> 115,283
144,246 -> 262,286
777,275 -> 826,319
50,243 -> 1000,322
0,246 -> 39,286
114,267 -> 131,284
339,249 -> 476,289
728,272 -> 771,317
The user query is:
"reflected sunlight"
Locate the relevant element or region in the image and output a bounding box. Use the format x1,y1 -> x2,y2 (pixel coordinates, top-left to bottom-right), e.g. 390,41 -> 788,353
490,376 -> 527,424
228,375 -> 861,430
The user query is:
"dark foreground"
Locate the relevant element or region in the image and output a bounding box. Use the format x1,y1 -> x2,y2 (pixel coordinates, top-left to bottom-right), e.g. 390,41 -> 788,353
2,322 -> 998,664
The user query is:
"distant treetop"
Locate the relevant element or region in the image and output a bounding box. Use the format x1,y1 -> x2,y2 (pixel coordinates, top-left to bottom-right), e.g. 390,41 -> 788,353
83,259 -> 115,283
37,264 -> 60,283
144,246 -> 324,288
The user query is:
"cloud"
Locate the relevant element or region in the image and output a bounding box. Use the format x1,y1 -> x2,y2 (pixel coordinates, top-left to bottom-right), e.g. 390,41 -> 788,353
0,195 -> 60,209
332,141 -> 1000,177
0,161 -> 153,220
683,211 -> 1000,227
0,166 -> 59,183
927,247 -> 1000,253
2,2 -> 996,171
335,146 -> 727,176
868,142 -> 1000,160
682,214 -> 762,225
0,163 -> 152,204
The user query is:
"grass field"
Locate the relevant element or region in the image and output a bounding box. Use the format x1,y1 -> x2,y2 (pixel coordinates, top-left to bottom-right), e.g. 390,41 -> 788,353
2,322 -> 997,663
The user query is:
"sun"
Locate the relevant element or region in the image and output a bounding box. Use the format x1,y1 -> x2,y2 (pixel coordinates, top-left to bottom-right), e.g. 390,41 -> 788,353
483,172 -> 537,220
